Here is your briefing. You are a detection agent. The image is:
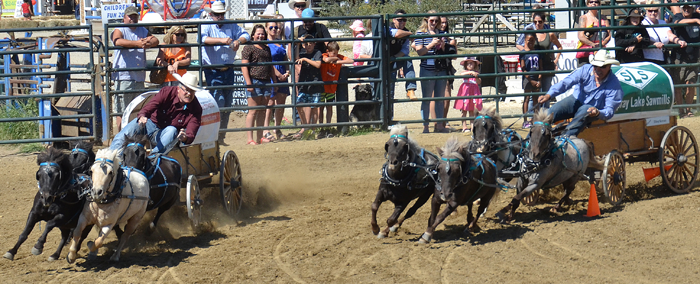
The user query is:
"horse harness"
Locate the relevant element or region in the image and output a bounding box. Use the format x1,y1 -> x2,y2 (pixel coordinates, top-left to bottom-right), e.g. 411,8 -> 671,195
37,162 -> 91,205
530,121 -> 586,188
92,158 -> 149,204
70,147 -> 91,174
380,134 -> 437,191
438,153 -> 499,205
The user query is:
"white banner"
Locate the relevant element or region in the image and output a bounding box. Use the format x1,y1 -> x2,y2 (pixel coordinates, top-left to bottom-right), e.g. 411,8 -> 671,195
101,3 -> 134,24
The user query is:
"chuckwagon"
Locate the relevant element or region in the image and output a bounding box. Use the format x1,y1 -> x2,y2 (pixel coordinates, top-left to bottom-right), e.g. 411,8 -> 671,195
521,62 -> 699,206
121,90 -> 244,228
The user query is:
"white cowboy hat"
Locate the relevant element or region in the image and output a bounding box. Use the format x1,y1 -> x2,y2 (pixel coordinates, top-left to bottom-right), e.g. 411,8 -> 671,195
173,73 -> 204,92
288,0 -> 309,9
203,1 -> 228,14
590,50 -> 620,67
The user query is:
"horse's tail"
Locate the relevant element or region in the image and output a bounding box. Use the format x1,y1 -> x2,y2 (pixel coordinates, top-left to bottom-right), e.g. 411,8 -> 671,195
585,141 -> 606,171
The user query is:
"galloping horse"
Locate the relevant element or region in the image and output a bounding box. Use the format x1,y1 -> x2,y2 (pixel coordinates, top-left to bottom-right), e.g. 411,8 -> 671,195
419,137 -> 499,243
371,125 -> 439,238
122,135 -> 181,231
4,147 -> 91,261
67,148 -> 150,263
68,140 -> 95,175
469,107 -> 523,171
496,111 -> 604,223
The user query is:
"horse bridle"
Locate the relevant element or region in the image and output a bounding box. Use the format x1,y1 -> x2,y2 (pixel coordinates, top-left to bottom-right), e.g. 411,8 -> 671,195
37,162 -> 70,204
531,121 -> 553,162
472,115 -> 497,151
92,158 -> 121,201
385,134 -> 412,169
436,156 -> 471,193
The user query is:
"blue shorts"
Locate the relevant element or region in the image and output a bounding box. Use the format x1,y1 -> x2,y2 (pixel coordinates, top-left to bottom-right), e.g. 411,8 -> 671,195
246,78 -> 273,98
297,92 -> 321,107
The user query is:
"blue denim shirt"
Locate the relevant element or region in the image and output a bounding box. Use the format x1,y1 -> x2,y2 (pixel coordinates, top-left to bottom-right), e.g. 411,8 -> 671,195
201,21 -> 251,65
546,64 -> 623,120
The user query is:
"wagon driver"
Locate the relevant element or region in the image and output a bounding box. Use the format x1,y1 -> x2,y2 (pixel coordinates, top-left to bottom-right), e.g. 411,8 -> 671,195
537,50 -> 623,136
110,73 -> 203,153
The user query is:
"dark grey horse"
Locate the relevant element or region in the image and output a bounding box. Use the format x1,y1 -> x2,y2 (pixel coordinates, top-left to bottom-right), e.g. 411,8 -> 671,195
496,111 -> 604,223
418,137 -> 499,243
469,106 -> 523,172
371,125 -> 439,238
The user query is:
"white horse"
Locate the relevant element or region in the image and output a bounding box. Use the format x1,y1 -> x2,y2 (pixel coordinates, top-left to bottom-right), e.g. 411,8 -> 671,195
66,148 -> 150,263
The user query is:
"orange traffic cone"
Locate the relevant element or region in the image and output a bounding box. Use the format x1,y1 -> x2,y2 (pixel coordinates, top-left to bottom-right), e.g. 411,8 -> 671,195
643,164 -> 673,182
585,183 -> 600,217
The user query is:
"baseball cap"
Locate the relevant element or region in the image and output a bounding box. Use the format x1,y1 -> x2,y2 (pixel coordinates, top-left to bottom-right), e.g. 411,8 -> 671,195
124,6 -> 139,16
301,8 -> 314,18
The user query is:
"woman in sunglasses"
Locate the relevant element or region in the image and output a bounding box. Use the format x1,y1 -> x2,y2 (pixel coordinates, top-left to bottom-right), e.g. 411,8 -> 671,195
413,10 -> 449,133
155,26 -> 191,86
642,1 -> 671,65
264,20 -> 291,140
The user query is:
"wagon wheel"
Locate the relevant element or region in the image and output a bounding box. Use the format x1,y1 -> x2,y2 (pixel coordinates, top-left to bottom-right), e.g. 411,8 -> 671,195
186,175 -> 202,229
220,150 -> 243,217
601,150 -> 626,206
659,126 -> 699,194
517,177 -> 539,206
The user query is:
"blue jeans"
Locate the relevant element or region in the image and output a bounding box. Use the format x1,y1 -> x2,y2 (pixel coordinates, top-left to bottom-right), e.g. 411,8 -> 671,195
547,95 -> 598,136
419,68 -> 447,126
110,118 -> 178,154
204,68 -> 235,133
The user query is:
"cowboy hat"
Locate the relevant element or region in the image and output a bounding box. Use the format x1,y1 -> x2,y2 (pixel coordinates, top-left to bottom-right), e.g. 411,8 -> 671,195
173,73 -> 204,92
124,6 -> 139,16
626,8 -> 643,20
288,0 -> 309,9
203,1 -> 227,14
460,57 -> 481,65
590,50 -> 620,67
349,20 -> 365,32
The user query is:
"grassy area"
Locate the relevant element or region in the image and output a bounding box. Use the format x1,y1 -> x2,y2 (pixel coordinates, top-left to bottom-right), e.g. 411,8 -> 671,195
0,100 -> 41,144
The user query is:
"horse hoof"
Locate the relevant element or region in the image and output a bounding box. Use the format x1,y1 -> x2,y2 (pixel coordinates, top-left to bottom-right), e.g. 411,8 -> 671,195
109,255 -> 119,262
418,232 -> 431,244
31,247 -> 42,256
66,253 -> 75,264
48,255 -> 57,262
389,225 -> 399,233
87,252 -> 97,260
3,252 -> 14,261
377,232 -> 387,239
87,241 -> 94,250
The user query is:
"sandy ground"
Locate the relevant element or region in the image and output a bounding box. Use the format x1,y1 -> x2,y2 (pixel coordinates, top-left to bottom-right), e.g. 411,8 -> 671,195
0,114 -> 699,283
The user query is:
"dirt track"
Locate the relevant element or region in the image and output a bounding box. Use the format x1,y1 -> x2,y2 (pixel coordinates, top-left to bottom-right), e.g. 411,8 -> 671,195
1,116 -> 700,283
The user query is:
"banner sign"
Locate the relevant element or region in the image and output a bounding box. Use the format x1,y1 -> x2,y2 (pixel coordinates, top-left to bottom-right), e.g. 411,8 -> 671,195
609,62 -> 674,121
247,0 -> 274,10
102,4 -> 135,24
232,69 -> 248,112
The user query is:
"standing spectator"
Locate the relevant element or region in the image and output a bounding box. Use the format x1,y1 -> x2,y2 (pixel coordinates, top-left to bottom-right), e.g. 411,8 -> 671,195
320,42 -> 353,129
242,24 -> 276,145
296,8 -> 332,56
265,20 -> 291,141
294,35 -> 324,139
22,0 -> 33,20
667,1 -> 700,118
111,6 -> 159,131
439,16 -> 457,131
412,10 -> 448,133
286,0 -> 307,39
453,57 -> 482,133
201,1 -> 250,145
521,34 -> 541,129
155,26 -> 191,87
390,10 -> 417,104
531,12 -> 562,94
516,6 -> 550,51
349,20 -> 366,66
643,2 -> 671,65
615,8 -> 652,63
358,19 -> 374,62
576,0 -> 611,66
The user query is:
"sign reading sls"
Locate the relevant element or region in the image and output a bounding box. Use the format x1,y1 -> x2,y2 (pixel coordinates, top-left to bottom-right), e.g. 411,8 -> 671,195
615,66 -> 658,90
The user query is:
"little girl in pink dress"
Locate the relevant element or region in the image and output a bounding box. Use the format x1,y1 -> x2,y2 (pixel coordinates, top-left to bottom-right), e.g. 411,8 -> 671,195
453,57 -> 482,132
349,20 -> 366,66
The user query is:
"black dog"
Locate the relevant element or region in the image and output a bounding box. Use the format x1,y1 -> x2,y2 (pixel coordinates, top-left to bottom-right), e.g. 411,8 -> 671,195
350,84 -> 379,125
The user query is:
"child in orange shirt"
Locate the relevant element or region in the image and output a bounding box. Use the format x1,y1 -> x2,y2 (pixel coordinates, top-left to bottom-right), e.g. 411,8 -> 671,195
320,42 -> 353,126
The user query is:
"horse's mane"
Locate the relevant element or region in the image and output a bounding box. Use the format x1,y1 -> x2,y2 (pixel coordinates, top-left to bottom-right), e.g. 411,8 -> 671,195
478,106 -> 503,131
70,140 -> 94,153
440,136 -> 468,161
533,109 -> 553,123
95,148 -> 122,166
389,124 -> 422,155
37,147 -> 72,178
124,134 -> 149,149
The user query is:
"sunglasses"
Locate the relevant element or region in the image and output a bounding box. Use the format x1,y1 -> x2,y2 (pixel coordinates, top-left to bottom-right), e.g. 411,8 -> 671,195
212,12 -> 225,17
175,33 -> 186,37
647,9 -> 659,13
588,0 -> 599,3
268,26 -> 279,30
294,4 -> 306,8
303,20 -> 313,24
534,20 -> 544,23
396,18 -> 407,22
428,19 -> 438,23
